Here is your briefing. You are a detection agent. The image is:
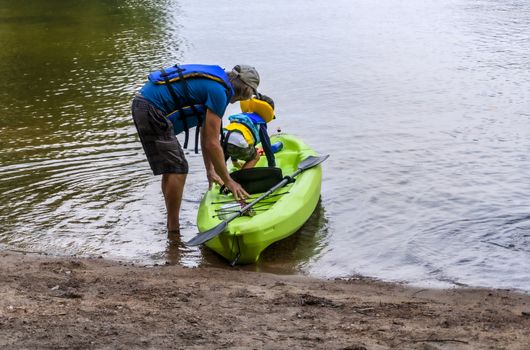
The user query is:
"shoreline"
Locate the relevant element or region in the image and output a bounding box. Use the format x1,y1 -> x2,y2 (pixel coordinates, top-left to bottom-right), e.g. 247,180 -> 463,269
1,251 -> 529,349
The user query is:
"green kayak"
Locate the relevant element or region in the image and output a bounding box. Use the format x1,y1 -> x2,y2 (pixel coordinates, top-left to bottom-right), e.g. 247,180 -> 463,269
196,134 -> 324,264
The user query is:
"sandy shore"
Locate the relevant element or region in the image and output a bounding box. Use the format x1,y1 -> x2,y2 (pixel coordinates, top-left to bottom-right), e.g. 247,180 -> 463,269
0,251 -> 529,349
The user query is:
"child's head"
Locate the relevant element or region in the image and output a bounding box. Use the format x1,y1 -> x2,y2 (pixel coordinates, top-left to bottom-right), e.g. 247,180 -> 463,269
226,141 -> 257,163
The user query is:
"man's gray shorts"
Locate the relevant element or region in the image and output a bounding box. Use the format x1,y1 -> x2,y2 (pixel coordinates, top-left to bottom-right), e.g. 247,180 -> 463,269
131,96 -> 188,175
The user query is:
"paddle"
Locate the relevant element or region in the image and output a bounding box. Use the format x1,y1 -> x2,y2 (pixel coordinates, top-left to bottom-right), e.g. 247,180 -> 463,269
186,154 -> 329,246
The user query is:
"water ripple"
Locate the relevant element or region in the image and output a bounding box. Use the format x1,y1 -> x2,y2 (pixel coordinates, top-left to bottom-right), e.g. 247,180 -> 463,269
1,0 -> 530,290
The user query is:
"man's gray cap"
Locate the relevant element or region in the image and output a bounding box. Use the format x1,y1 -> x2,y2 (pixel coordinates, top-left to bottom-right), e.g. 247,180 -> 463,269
232,65 -> 260,92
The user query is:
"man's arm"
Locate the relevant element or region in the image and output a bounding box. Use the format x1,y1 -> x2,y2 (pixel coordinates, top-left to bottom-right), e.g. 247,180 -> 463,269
241,150 -> 260,169
201,132 -> 222,190
201,109 -> 249,200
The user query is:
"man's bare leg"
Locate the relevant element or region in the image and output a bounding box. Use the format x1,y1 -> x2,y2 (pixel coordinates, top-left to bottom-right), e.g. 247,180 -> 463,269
161,173 -> 186,232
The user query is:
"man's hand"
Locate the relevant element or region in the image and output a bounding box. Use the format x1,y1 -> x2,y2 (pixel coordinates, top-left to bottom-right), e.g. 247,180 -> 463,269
224,179 -> 250,201
207,170 -> 223,190
201,109 -> 248,199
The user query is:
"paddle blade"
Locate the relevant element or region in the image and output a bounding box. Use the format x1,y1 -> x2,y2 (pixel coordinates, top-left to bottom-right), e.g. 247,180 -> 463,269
186,221 -> 227,246
298,154 -> 329,171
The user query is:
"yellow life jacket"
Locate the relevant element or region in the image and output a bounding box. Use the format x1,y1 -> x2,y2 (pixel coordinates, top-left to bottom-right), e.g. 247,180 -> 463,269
240,98 -> 275,123
224,122 -> 255,145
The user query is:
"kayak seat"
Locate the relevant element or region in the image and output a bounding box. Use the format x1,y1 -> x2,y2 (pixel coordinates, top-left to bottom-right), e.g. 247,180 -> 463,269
224,167 -> 283,194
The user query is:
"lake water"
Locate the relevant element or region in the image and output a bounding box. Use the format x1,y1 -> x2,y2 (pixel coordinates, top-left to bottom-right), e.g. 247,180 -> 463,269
1,0 -> 529,291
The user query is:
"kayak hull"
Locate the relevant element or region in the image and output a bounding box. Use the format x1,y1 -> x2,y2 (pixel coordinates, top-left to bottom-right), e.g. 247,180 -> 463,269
196,134 -> 322,264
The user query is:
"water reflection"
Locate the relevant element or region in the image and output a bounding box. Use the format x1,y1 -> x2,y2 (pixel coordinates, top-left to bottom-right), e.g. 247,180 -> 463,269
254,200 -> 329,274
0,0 -> 185,256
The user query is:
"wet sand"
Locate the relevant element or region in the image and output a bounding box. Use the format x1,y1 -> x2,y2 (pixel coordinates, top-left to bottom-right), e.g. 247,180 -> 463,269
1,251 -> 529,349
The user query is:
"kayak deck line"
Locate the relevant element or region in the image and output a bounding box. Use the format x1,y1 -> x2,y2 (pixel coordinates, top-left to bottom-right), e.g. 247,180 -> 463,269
210,191 -> 290,205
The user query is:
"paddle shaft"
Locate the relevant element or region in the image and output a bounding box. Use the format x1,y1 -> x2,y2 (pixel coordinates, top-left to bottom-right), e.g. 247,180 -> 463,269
186,155 -> 328,246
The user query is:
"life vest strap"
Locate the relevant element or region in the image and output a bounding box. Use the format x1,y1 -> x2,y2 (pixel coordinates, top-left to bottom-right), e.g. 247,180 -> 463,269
222,129 -> 233,162
161,67 -> 190,149
194,113 -> 203,154
258,125 -> 276,167
176,65 -> 203,154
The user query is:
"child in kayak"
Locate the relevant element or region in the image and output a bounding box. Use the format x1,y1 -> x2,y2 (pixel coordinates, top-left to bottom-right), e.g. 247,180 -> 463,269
222,94 -> 282,169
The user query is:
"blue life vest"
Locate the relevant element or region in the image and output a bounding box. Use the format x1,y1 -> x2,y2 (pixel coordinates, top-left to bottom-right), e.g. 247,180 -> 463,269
226,112 -> 266,145
148,64 -> 234,101
147,64 -> 234,153
166,105 -> 206,136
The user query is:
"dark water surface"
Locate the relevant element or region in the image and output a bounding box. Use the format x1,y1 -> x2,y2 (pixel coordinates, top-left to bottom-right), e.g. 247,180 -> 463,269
1,0 -> 529,290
